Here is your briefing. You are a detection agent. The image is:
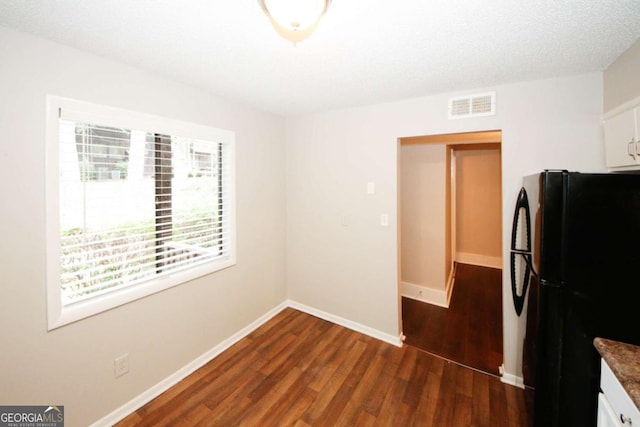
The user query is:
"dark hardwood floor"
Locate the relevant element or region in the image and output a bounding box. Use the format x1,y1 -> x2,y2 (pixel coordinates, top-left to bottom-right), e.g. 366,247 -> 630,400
116,307 -> 532,426
402,263 -> 503,376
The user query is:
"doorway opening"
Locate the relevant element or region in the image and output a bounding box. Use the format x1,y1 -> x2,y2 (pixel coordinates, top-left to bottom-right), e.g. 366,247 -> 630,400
398,130 -> 503,376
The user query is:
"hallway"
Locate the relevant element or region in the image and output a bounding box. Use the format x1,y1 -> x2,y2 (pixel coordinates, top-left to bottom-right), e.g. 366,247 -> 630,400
402,263 -> 503,376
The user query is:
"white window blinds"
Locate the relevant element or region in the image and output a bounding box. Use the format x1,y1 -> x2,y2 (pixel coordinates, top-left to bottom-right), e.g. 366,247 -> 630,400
47,97 -> 235,329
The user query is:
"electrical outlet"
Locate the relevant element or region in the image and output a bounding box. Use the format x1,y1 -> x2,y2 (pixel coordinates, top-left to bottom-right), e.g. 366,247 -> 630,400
114,353 -> 129,378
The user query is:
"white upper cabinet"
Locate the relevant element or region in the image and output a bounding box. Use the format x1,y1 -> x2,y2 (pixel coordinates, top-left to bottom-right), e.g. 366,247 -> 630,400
604,107 -> 640,169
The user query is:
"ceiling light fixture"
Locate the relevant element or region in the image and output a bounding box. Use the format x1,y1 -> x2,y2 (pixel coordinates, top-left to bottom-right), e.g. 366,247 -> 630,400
258,0 -> 331,45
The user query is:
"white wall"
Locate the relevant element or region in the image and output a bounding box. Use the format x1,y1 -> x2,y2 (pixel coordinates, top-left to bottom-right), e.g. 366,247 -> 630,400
604,38 -> 640,112
400,144 -> 447,292
0,27 -> 286,425
286,73 -> 605,382
455,146 -> 502,267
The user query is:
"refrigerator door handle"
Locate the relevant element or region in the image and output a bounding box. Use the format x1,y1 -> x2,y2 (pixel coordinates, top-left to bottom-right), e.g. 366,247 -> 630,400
510,187 -> 533,316
511,188 -> 532,252
511,250 -> 538,278
628,139 -> 637,160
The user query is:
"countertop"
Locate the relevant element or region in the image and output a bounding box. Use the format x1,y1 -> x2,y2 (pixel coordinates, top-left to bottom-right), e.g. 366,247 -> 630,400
594,337 -> 640,410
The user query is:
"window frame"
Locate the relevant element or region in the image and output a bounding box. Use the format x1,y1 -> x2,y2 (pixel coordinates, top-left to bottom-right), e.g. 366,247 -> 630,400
46,96 -> 236,330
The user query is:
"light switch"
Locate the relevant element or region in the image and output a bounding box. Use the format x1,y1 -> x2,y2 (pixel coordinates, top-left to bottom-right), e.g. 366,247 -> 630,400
367,182 -> 375,195
341,215 -> 350,226
380,214 -> 389,227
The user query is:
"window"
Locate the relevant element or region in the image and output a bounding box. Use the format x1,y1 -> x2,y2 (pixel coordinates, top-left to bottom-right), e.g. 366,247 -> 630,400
46,97 -> 236,329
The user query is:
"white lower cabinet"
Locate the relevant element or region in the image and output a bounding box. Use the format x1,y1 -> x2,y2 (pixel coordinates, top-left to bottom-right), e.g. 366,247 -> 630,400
598,359 -> 640,427
599,393 -> 623,427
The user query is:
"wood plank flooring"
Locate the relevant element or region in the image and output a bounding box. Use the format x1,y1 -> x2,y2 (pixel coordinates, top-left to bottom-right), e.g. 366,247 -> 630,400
116,307 -> 532,426
402,263 -> 503,376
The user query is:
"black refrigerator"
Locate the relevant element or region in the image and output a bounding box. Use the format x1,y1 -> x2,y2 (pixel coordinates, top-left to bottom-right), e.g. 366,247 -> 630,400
510,170 -> 640,427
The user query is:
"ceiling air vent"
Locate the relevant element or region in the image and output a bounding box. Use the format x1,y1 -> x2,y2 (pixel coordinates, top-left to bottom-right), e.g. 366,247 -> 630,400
448,92 -> 496,119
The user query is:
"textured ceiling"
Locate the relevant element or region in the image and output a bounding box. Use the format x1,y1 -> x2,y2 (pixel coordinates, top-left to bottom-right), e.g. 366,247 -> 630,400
1,1 -> 639,116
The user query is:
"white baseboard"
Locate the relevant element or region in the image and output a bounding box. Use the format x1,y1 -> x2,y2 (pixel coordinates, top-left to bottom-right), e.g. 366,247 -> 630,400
500,371 -> 525,389
90,301 -> 289,427
456,252 -> 502,269
401,281 -> 449,308
91,299 -> 403,426
287,299 -> 403,347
